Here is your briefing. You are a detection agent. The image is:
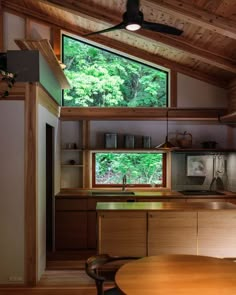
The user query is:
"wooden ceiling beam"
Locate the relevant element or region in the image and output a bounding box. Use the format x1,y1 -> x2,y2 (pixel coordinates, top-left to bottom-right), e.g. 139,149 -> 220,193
144,0 -> 236,40
34,0 -> 236,74
2,1 -> 228,88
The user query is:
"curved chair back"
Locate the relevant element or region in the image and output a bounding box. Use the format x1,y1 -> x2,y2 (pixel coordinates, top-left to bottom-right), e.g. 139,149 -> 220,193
85,254 -> 140,295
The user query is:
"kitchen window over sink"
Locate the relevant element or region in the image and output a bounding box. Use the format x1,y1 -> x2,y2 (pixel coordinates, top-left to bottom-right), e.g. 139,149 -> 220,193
92,152 -> 166,188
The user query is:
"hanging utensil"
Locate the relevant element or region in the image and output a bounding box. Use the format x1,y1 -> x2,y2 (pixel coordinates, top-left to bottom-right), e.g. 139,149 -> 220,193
216,155 -> 224,190
209,155 -> 216,191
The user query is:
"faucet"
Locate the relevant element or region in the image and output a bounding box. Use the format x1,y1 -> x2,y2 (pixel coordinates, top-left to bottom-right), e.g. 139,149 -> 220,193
122,174 -> 127,191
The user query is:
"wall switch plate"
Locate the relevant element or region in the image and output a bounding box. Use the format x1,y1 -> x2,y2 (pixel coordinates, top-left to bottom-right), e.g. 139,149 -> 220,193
8,276 -> 23,282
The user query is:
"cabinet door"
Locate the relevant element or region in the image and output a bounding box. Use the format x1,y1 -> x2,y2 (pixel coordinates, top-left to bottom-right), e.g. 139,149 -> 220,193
87,198 -> 131,250
55,211 -> 87,250
148,211 -> 197,255
55,199 -> 87,250
198,211 -> 236,258
98,211 -> 147,257
87,211 -> 97,249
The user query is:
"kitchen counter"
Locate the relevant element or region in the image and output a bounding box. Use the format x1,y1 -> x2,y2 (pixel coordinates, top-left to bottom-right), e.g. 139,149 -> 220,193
56,189 -> 236,199
96,201 -> 236,211
97,201 -> 236,257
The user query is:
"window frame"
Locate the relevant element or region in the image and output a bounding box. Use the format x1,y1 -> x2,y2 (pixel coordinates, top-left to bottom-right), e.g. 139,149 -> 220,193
91,151 -> 167,188
61,33 -> 170,108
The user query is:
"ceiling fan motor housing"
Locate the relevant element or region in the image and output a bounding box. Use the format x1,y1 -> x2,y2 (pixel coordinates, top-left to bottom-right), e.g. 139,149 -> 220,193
123,11 -> 144,28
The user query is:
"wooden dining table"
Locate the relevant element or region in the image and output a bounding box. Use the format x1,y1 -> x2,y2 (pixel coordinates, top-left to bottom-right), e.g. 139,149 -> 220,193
115,254 -> 236,295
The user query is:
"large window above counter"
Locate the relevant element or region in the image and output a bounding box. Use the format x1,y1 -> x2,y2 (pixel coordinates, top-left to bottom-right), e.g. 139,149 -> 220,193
92,151 -> 166,188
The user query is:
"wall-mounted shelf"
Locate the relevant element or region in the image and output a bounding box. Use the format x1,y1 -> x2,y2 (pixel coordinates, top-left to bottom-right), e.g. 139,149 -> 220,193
60,107 -> 228,121
61,149 -> 84,152
90,148 -> 173,152
61,164 -> 83,167
219,111 -> 236,124
172,148 -> 236,153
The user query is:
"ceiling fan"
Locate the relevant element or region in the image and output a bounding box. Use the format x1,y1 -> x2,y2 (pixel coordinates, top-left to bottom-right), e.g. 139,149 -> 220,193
84,0 -> 183,37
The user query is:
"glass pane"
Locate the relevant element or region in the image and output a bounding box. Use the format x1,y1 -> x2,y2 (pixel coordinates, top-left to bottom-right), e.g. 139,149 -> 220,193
94,153 -> 163,185
62,35 -> 168,107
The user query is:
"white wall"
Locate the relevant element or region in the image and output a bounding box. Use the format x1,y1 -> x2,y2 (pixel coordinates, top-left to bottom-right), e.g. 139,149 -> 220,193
0,101 -> 25,284
37,104 -> 60,279
90,121 -> 230,149
3,12 -> 25,51
3,12 -> 51,51
29,21 -> 51,41
177,73 -> 227,108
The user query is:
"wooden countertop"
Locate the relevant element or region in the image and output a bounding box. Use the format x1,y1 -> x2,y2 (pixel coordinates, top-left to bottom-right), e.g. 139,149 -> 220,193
96,201 -> 236,211
56,189 -> 236,199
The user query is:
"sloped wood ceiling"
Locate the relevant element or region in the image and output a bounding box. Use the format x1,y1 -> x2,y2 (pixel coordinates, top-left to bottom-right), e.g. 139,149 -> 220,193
2,0 -> 236,88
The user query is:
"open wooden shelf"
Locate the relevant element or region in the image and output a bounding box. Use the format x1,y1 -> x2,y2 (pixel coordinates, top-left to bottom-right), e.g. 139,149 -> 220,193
61,164 -> 83,167
60,107 -> 228,121
219,111 -> 236,124
172,148 -> 236,153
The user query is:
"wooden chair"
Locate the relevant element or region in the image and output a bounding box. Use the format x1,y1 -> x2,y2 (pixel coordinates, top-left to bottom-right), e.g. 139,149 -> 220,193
85,254 -> 140,295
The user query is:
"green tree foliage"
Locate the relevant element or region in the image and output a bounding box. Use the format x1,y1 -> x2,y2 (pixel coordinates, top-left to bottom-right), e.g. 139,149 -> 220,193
95,153 -> 163,185
63,36 -> 167,107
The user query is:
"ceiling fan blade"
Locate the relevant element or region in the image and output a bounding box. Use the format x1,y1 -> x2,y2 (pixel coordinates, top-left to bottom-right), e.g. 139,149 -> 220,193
126,0 -> 140,17
142,21 -> 183,36
84,22 -> 125,37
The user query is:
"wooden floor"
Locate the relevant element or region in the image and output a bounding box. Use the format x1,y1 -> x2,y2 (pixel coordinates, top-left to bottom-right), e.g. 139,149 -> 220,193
0,252 -> 115,295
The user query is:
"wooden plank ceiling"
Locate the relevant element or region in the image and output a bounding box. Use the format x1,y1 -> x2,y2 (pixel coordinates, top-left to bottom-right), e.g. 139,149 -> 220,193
2,0 -> 236,88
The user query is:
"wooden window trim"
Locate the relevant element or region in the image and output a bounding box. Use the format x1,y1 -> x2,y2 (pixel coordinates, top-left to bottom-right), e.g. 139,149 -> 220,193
92,152 -> 167,188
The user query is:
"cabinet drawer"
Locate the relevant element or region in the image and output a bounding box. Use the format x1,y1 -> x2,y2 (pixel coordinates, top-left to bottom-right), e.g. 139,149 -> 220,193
56,198 -> 87,211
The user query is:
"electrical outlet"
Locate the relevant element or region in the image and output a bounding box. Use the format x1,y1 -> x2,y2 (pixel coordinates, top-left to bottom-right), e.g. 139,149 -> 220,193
8,276 -> 23,282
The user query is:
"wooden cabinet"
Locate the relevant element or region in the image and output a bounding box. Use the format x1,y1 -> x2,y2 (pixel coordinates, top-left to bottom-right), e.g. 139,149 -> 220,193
98,211 -> 147,257
55,197 -> 133,251
198,211 -> 236,257
186,198 -> 225,202
148,211 -> 197,255
55,198 -> 88,250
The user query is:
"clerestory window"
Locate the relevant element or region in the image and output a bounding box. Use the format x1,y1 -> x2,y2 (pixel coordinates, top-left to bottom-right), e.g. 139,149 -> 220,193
62,34 -> 169,107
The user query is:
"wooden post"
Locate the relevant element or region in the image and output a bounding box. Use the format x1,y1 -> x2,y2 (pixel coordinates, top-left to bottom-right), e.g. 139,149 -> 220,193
0,0 -> 4,51
227,78 -> 236,113
25,83 -> 38,286
170,70 -> 177,107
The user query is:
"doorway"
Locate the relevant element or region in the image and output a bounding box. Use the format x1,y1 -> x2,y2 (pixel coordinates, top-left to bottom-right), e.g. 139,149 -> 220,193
46,124 -> 54,252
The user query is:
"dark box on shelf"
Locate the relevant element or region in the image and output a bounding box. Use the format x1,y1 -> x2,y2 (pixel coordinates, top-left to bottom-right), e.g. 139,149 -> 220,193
105,133 -> 117,148
142,136 -> 151,148
124,135 -> 135,148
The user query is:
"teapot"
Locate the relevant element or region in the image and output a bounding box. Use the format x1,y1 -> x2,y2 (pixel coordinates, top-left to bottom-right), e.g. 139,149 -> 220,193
176,131 -> 192,148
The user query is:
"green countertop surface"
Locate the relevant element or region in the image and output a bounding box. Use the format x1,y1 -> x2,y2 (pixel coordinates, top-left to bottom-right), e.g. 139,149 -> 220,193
96,201 -> 236,211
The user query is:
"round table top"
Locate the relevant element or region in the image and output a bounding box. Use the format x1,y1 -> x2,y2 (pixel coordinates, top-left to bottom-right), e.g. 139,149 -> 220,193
115,254 -> 236,295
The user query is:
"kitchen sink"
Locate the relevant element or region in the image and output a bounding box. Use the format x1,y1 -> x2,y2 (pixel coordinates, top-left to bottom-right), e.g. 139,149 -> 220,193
179,190 -> 225,196
91,191 -> 135,196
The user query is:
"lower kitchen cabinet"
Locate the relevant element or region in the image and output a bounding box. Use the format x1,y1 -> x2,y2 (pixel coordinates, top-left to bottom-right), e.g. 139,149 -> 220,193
98,211 -> 147,257
198,211 -> 236,257
148,211 -> 197,255
87,211 -> 97,249
55,198 -> 88,250
55,211 -> 87,250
